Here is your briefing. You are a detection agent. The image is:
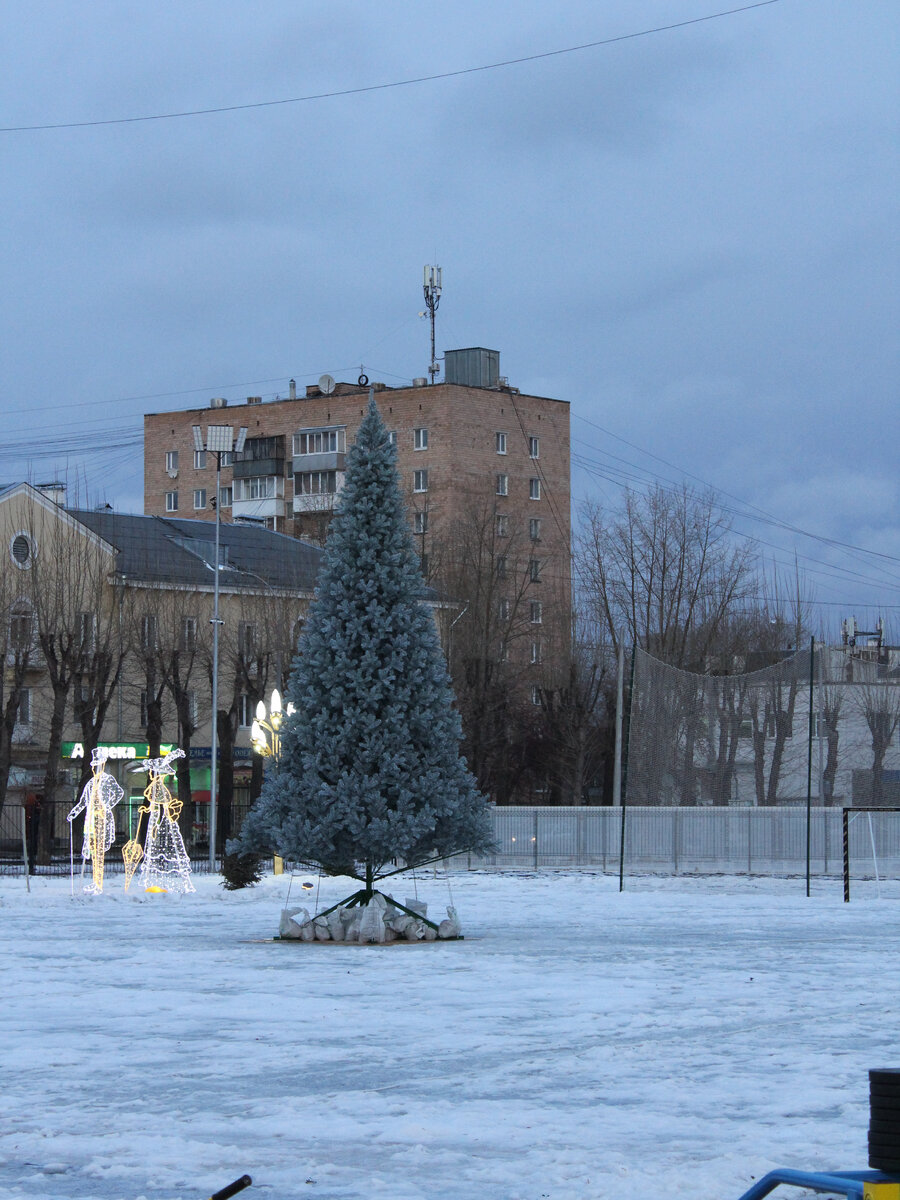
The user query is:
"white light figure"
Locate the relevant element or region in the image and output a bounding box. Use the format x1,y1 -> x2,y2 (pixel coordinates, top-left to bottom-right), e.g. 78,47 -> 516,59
67,747 -> 124,895
131,748 -> 195,894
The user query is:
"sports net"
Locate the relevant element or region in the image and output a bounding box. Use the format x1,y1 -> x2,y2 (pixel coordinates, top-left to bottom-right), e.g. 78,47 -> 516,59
626,644 -> 900,811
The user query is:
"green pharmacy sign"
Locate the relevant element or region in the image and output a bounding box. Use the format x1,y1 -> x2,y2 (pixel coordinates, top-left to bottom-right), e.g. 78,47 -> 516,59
62,742 -> 175,761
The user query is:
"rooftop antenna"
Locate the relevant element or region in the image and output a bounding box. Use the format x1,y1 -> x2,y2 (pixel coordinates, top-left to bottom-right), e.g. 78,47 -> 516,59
423,265 -> 442,384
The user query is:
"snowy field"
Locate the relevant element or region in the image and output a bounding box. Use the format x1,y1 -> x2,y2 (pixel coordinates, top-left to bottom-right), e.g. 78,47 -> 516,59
1,868 -> 898,1200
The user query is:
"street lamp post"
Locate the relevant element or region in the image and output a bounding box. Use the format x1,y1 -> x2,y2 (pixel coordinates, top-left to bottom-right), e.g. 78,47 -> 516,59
193,421 -> 247,872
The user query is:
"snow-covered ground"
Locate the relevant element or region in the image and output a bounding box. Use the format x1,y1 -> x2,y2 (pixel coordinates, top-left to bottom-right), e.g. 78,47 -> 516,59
1,868 -> 897,1200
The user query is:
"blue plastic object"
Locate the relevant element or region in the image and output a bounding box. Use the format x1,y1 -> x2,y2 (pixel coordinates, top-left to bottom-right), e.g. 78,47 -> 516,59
736,1168 -> 900,1199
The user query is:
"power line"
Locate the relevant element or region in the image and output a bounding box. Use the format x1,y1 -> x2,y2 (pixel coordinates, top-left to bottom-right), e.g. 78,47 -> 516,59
0,2 -> 781,134
572,414 -> 900,568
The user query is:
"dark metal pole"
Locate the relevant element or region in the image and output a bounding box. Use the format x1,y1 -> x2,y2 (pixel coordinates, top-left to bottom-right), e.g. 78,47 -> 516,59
806,636 -> 814,897
619,645 -> 635,893
842,807 -> 850,902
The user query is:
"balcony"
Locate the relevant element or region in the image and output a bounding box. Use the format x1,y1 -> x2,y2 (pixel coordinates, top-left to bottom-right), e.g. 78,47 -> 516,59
233,435 -> 286,480
233,496 -> 286,520
233,455 -> 285,479
293,492 -> 338,514
292,451 -> 345,474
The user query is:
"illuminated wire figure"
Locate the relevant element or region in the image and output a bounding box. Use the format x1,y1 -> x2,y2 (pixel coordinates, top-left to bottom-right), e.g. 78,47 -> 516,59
67,747 -> 124,895
132,748 -> 195,894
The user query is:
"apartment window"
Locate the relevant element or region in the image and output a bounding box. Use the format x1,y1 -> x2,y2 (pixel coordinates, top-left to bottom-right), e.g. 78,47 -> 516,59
140,614 -> 158,651
193,449 -> 207,470
387,431 -> 397,446
529,436 -> 540,459
498,598 -> 510,622
497,555 -> 507,579
78,612 -> 96,652
165,450 -> 178,473
414,427 -> 428,451
181,616 -> 197,651
414,469 -> 429,493
414,510 -> 428,535
496,474 -> 508,497
219,485 -> 232,508
193,488 -> 207,510
296,471 -> 336,496
220,451 -> 234,467
529,558 -> 541,583
237,694 -> 253,728
531,685 -> 541,706
529,478 -> 541,501
9,604 -> 33,650
165,491 -> 178,512
531,641 -> 542,665
495,432 -> 508,455
293,617 -> 305,648
529,518 -> 542,541
530,601 -> 543,624
73,683 -> 90,720
238,622 -> 257,656
499,641 -> 509,663
17,688 -> 31,727
139,690 -> 148,729
496,514 -> 509,538
292,428 -> 346,455
420,552 -> 429,576
234,476 -> 280,501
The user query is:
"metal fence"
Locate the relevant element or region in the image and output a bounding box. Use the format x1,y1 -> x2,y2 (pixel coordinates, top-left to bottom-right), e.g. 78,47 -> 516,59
5,802 -> 899,881
471,805 -> 900,878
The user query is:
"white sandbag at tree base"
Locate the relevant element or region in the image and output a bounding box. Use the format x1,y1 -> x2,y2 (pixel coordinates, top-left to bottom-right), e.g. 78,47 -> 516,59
358,900 -> 386,943
404,897 -> 427,918
438,905 -> 462,939
313,916 -> 331,941
279,907 -> 310,939
326,909 -> 345,940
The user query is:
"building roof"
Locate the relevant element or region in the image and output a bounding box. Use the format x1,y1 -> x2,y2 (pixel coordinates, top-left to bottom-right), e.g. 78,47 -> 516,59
69,509 -> 323,594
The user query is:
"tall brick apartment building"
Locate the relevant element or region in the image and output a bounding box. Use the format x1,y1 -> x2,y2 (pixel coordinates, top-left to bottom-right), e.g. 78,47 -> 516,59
144,349 -> 571,696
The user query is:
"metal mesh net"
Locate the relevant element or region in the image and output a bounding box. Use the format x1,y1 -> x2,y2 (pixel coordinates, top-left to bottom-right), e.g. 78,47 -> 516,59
625,644 -> 900,809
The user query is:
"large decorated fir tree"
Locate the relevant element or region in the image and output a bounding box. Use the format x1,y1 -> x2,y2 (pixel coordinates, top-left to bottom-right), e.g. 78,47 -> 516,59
233,395 -> 494,892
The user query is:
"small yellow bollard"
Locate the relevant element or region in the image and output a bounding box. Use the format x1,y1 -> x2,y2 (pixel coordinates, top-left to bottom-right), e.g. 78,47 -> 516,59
864,1183 -> 900,1199
273,855 -> 284,876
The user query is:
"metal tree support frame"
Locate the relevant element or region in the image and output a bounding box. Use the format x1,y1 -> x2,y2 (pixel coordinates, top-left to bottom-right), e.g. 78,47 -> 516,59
276,852 -> 468,939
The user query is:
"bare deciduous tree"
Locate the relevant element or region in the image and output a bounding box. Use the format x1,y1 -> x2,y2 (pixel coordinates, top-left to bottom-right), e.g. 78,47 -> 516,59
579,483 -> 758,668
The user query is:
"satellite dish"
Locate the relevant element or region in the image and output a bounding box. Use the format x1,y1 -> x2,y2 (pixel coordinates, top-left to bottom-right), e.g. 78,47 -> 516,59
318,374 -> 336,395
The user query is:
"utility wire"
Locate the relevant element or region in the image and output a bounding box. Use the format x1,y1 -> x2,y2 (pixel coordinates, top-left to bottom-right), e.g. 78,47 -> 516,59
0,2 -> 781,134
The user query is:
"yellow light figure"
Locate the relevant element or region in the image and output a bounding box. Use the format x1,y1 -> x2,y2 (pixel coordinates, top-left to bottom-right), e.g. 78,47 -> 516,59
122,805 -> 147,892
67,747 -> 124,895
130,748 -> 195,895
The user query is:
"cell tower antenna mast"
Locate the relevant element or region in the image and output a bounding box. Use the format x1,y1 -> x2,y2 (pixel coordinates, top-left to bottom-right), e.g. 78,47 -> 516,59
423,265 -> 442,384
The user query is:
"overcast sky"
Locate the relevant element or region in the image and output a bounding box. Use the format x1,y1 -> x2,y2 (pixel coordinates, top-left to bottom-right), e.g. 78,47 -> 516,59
1,1 -> 898,633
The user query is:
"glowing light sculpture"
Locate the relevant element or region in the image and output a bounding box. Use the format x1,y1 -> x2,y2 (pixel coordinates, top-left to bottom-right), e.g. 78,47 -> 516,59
131,748 -> 195,894
67,747 -> 124,895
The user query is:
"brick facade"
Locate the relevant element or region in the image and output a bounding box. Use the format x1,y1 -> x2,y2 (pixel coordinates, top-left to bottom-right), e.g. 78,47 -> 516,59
144,374 -> 571,684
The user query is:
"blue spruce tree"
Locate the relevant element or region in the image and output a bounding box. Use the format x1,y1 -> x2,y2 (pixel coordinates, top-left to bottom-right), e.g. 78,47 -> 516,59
234,395 -> 494,896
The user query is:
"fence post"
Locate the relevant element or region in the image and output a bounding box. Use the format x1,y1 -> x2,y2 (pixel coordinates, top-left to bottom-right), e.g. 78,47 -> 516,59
806,636 -> 815,897
842,807 -> 850,902
673,808 -> 679,874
